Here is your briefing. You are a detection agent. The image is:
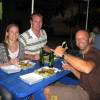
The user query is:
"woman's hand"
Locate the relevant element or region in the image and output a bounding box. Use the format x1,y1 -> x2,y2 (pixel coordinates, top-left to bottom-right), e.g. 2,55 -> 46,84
9,58 -> 19,65
34,54 -> 40,60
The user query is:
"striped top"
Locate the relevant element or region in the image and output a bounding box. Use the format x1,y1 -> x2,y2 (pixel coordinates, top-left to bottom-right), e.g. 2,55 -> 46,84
0,42 -> 25,64
20,28 -> 47,55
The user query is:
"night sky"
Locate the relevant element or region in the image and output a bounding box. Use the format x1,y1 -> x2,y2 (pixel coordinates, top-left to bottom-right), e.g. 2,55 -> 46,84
0,0 -> 100,40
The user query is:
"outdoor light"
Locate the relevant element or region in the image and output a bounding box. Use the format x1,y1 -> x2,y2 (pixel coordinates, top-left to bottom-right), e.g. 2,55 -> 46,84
84,0 -> 90,30
31,0 -> 34,14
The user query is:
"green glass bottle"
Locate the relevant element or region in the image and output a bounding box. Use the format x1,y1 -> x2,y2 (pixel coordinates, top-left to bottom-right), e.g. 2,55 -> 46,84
40,48 -> 44,67
49,51 -> 54,68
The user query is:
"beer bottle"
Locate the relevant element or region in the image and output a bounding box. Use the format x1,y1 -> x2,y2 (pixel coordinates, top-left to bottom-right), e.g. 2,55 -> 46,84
40,47 -> 44,67
49,51 -> 54,68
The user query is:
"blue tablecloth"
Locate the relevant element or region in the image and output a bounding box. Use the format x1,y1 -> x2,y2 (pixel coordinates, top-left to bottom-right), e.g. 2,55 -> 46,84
0,60 -> 77,100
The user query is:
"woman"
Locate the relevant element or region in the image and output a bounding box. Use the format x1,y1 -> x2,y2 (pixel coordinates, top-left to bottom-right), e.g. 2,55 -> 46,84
0,24 -> 25,100
0,24 -> 24,66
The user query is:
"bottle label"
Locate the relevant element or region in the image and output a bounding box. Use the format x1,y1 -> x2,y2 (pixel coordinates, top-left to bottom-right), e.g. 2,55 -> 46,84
44,54 -> 49,63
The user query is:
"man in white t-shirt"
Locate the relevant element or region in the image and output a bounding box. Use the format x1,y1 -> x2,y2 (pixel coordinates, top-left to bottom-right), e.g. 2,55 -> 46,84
20,13 -> 51,60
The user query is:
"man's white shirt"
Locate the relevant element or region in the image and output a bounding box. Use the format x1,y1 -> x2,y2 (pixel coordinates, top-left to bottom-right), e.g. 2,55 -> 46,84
20,28 -> 47,55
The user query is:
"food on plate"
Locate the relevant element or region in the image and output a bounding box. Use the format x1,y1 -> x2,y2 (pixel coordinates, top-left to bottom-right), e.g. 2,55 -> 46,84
38,68 -> 55,74
35,67 -> 55,77
19,60 -> 31,68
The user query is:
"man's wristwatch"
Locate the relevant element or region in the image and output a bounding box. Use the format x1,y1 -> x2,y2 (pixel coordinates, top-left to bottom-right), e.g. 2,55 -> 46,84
62,54 -> 64,59
61,52 -> 66,59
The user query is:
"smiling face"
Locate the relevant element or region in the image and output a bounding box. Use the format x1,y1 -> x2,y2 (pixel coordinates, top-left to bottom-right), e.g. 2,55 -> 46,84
75,30 -> 90,51
30,15 -> 43,32
5,24 -> 19,43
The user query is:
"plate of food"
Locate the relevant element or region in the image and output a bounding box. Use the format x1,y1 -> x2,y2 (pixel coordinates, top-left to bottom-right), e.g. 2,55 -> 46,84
17,60 -> 36,70
34,67 -> 61,78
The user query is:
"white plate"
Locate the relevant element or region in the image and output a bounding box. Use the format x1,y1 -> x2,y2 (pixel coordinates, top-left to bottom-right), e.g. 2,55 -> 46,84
34,67 -> 61,78
17,60 -> 36,70
20,72 -> 44,85
0,65 -> 21,74
36,66 -> 61,72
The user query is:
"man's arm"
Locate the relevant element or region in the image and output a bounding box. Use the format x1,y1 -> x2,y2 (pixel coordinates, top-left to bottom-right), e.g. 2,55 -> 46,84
44,45 -> 51,53
63,54 -> 95,74
24,53 -> 39,60
54,46 -> 95,74
62,64 -> 80,79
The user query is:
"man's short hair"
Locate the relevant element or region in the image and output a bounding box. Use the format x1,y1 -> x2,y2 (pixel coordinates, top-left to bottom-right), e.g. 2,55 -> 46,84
76,29 -> 90,37
30,12 -> 43,20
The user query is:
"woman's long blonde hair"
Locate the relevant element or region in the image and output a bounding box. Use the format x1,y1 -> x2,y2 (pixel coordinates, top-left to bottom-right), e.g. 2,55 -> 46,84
4,24 -> 19,45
